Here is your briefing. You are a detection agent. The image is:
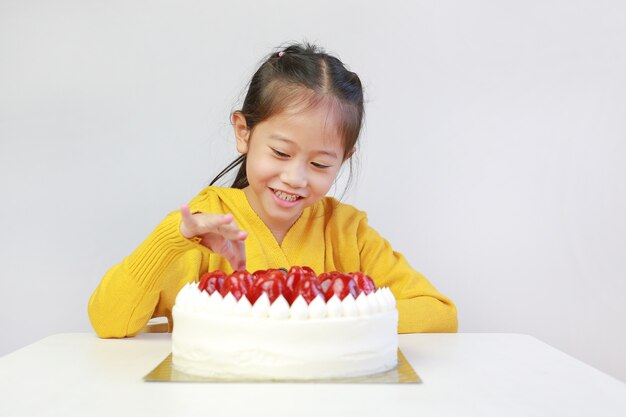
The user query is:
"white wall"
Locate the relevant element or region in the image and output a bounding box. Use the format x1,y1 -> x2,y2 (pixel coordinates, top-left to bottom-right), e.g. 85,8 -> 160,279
1,0 -> 625,382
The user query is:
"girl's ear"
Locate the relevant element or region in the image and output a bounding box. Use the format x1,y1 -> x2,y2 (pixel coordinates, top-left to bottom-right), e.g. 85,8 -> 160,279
232,112 -> 251,154
344,147 -> 356,160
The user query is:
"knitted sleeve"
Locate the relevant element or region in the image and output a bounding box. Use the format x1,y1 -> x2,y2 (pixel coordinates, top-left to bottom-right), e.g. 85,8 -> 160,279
357,217 -> 458,333
87,210 -> 204,338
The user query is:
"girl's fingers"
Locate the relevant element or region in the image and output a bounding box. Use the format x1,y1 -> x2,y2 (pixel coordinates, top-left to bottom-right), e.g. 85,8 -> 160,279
234,238 -> 247,269
217,224 -> 248,241
180,204 -> 193,223
225,240 -> 247,271
234,240 -> 247,270
180,207 -> 248,243
191,213 -> 233,236
225,254 -> 245,271
214,217 -> 248,241
179,204 -> 198,238
233,258 -> 246,271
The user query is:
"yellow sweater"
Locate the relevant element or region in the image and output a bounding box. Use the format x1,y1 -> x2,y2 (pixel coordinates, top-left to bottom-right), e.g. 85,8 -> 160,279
88,186 -> 457,337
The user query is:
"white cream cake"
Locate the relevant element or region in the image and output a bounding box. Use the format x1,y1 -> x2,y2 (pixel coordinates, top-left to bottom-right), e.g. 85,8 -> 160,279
171,282 -> 398,380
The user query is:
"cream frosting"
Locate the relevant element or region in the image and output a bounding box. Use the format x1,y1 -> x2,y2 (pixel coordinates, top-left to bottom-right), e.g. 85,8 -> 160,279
250,292 -> 270,318
326,294 -> 342,318
289,295 -> 309,320
308,295 -> 327,319
268,295 -> 290,320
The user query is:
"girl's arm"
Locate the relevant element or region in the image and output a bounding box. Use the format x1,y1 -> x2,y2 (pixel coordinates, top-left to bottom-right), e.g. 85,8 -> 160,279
88,211 -> 203,338
88,204 -> 248,338
357,218 -> 458,333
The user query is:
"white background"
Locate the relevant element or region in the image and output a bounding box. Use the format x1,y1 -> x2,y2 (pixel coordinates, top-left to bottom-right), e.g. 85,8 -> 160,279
1,0 -> 625,382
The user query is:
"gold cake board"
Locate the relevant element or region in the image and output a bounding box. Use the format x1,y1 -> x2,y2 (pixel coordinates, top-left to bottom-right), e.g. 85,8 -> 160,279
144,350 -> 421,384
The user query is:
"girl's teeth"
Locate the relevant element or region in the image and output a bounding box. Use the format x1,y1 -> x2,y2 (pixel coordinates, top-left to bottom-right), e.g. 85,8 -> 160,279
274,190 -> 299,202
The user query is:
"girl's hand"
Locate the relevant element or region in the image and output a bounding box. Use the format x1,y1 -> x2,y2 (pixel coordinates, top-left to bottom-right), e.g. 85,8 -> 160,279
179,204 -> 248,270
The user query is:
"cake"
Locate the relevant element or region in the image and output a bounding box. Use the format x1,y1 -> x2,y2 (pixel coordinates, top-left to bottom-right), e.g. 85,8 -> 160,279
172,266 -> 398,380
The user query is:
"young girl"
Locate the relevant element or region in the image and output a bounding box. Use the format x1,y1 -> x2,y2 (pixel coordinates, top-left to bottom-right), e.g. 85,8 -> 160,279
88,42 -> 457,338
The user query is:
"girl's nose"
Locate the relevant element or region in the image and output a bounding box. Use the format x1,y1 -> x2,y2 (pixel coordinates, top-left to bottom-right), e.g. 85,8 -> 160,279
280,161 -> 308,189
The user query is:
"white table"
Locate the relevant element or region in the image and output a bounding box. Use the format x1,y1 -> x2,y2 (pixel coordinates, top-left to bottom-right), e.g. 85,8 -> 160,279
0,333 -> 624,417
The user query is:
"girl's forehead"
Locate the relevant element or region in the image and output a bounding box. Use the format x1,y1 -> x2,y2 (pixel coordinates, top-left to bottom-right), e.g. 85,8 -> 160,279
264,103 -> 344,148
266,112 -> 343,153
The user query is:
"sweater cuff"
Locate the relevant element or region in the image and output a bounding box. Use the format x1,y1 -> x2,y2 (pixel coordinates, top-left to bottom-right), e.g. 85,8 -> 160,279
125,212 -> 201,291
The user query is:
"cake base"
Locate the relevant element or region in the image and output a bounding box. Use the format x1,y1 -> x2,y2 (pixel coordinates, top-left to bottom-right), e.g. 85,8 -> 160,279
171,308 -> 399,380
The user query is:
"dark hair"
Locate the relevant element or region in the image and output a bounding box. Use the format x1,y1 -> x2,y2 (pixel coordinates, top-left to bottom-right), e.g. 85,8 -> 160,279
210,41 -> 364,191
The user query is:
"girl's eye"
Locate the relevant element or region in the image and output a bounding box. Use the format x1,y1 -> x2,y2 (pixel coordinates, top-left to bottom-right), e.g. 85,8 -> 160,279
271,148 -> 290,158
311,162 -> 331,169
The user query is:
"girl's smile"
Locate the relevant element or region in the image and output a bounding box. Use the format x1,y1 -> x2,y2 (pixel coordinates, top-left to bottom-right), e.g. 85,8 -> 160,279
270,188 -> 304,206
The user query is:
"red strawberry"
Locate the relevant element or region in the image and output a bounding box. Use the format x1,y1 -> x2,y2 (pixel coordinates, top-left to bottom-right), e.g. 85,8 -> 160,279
220,270 -> 253,301
292,275 -> 324,304
252,269 -> 267,279
253,268 -> 286,281
248,269 -> 286,304
232,270 -> 254,290
284,266 -> 316,304
350,272 -> 376,295
320,271 -> 359,300
301,266 -> 316,276
318,272 -> 337,294
198,270 -> 227,295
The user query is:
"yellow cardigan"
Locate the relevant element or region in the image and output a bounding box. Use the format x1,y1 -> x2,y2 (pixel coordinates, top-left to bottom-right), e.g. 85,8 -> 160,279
88,186 -> 457,337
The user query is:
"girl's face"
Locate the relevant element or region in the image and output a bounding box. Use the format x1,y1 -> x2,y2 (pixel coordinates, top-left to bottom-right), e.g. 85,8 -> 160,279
234,104 -> 347,236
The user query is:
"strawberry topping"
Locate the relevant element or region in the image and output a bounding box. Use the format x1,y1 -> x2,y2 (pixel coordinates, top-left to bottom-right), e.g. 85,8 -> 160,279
350,271 -> 376,295
198,270 -> 227,295
284,266 -> 316,304
220,270 -> 254,301
319,271 -> 359,300
292,274 -> 324,304
248,269 -> 287,304
201,266 -> 377,305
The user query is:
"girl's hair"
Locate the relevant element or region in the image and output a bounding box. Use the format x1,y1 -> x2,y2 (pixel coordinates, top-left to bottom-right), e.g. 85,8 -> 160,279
210,41 -> 364,190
